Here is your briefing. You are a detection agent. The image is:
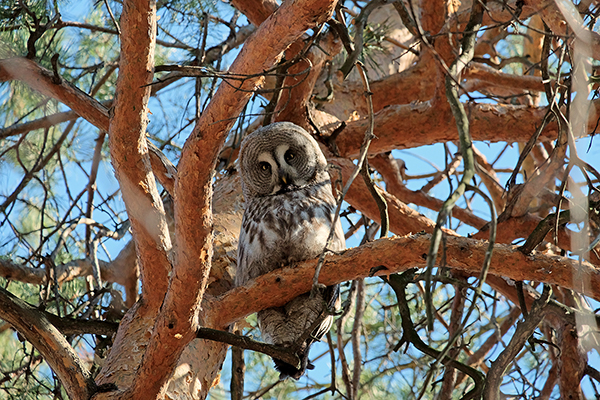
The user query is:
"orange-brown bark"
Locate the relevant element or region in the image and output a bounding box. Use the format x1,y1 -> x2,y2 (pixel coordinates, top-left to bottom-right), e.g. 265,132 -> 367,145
332,101 -> 600,158
474,214 -> 600,268
320,58 -> 549,122
122,0 -> 341,398
274,34 -> 343,128
369,153 -> 488,228
463,63 -> 547,93
230,0 -> 343,130
229,0 -> 278,27
209,234 -> 600,329
0,58 -> 110,131
370,55 -> 436,110
557,322 -> 586,399
97,0 -> 174,398
421,0 -> 457,103
107,0 -> 170,313
318,56 -> 435,120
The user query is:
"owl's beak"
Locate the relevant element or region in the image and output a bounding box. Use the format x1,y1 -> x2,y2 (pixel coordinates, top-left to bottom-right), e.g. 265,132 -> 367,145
276,171 -> 298,194
279,171 -> 290,185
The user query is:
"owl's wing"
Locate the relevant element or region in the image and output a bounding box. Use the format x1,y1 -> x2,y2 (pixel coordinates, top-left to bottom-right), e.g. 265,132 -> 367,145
235,223 -> 250,287
236,209 -> 270,287
306,210 -> 344,343
310,283 -> 339,343
328,210 -> 346,252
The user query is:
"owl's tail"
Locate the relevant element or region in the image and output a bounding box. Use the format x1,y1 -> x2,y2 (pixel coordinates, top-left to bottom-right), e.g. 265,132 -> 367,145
273,346 -> 314,380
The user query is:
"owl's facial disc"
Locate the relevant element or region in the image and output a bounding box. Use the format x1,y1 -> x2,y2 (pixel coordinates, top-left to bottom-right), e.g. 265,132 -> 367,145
242,126 -> 326,198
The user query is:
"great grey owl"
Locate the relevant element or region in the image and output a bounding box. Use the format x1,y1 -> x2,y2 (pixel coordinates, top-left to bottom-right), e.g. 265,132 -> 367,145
236,122 -> 345,379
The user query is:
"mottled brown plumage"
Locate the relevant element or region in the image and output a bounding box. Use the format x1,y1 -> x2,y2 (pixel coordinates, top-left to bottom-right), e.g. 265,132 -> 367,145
236,122 -> 345,379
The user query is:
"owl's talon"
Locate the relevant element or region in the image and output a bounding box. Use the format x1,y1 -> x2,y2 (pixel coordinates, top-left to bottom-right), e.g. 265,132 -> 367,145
278,373 -> 290,381
324,248 -> 345,256
310,283 -> 327,298
331,308 -> 344,316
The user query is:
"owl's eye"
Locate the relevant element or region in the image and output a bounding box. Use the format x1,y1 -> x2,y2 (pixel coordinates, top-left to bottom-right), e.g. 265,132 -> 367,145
284,150 -> 295,163
259,162 -> 271,172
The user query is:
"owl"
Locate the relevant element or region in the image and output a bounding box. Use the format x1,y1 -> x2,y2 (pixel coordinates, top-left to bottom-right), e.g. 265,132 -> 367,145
236,122 -> 345,380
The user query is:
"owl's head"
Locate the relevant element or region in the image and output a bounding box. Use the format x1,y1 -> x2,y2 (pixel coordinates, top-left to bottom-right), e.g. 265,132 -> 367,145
239,122 -> 329,198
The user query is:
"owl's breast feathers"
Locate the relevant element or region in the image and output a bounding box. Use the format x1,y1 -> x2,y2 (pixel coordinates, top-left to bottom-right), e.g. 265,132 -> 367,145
237,181 -> 343,284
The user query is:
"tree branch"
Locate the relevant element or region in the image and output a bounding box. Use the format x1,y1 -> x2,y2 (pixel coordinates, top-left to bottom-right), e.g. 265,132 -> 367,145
0,286 -> 95,400
196,327 -> 300,367
331,100 -> 600,158
107,0 -> 170,311
484,285 -> 552,400
0,247 -> 136,289
207,234 -> 600,329
229,0 -> 278,27
0,57 -> 110,131
463,62 -> 548,93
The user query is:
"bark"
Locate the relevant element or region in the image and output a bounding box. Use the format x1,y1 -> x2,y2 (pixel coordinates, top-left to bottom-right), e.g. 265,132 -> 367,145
557,321 -> 586,399
0,245 -> 137,295
274,34 -> 343,128
318,56 -> 434,119
463,63 -> 547,94
107,0 -> 168,307
0,57 -> 110,131
93,173 -> 240,400
369,154 -> 488,229
96,0 -> 174,398
209,234 -> 600,329
331,101 -> 600,158
475,213 -> 600,268
99,0 -> 341,398
229,0 -> 277,27
320,57 -> 548,121
439,276 -> 466,399
0,287 -> 94,400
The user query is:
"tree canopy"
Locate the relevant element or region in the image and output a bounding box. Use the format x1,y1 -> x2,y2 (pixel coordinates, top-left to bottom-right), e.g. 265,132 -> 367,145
1,0 -> 600,399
